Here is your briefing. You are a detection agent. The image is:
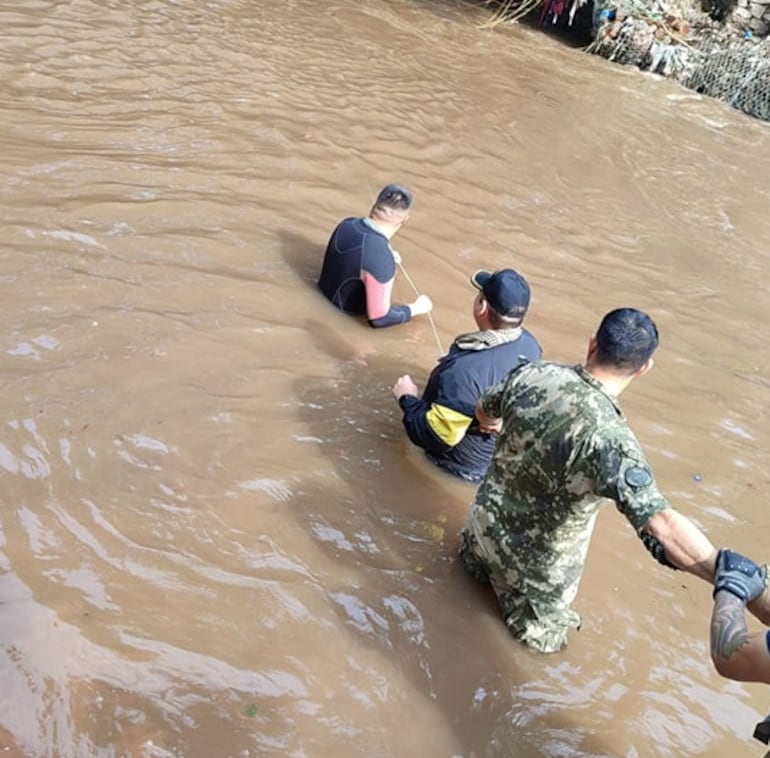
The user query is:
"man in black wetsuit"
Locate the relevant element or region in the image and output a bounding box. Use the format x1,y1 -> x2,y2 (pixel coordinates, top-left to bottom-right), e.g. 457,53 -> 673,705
392,269 -> 542,482
318,184 -> 432,329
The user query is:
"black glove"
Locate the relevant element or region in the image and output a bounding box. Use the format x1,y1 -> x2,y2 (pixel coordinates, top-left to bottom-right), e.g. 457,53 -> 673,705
713,548 -> 768,603
641,532 -> 679,570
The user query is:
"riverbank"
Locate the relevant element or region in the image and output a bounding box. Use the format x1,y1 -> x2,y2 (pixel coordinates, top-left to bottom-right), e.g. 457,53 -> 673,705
472,0 -> 770,121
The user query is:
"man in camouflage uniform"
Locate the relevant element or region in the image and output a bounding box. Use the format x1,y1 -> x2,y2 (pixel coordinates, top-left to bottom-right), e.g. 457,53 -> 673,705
460,308 -> 770,653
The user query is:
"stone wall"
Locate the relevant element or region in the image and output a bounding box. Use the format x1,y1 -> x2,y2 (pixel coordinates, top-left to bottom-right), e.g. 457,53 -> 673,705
730,0 -> 770,36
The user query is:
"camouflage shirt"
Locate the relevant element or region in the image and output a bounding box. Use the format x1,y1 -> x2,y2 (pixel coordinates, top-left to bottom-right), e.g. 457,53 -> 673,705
464,361 -> 670,599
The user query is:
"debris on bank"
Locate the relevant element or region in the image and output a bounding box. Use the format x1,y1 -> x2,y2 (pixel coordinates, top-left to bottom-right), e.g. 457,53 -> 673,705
477,0 -> 770,121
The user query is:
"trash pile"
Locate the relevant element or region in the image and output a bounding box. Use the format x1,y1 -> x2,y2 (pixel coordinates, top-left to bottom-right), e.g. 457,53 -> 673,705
478,0 -> 770,121
586,0 -> 770,120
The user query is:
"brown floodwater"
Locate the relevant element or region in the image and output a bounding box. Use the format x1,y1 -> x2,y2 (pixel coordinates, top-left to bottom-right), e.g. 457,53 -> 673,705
1,1 -> 770,756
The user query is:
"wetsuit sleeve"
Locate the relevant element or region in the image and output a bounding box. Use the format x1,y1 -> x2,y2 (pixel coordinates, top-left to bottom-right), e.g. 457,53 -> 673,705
399,395 -> 473,454
362,271 -> 412,328
361,235 -> 411,328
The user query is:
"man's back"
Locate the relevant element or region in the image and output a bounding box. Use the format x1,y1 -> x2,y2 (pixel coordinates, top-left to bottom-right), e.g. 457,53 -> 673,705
318,216 -> 415,328
460,308 -> 739,654
410,331 -> 541,482
318,184 -> 432,329
318,217 -> 393,313
472,361 -> 667,572
394,267 -> 541,482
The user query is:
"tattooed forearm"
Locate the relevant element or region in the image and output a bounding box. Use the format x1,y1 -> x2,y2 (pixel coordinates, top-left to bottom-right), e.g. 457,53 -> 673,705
711,592 -> 751,660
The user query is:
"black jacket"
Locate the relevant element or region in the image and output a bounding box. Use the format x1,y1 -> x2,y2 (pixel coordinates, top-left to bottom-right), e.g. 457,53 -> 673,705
399,330 -> 542,482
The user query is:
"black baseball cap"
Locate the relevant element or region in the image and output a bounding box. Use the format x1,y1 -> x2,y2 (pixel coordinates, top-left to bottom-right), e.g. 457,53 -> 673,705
471,269 -> 531,318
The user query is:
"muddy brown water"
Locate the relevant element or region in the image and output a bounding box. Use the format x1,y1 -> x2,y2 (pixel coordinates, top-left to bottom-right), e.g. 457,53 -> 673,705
1,1 -> 770,756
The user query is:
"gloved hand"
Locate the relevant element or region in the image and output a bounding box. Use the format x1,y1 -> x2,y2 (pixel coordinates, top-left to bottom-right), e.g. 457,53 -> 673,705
409,294 -> 433,317
390,249 -> 402,265
713,548 -> 768,603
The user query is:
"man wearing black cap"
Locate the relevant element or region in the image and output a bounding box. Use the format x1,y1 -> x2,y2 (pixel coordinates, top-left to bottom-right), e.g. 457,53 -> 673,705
318,184 -> 432,329
392,268 -> 542,483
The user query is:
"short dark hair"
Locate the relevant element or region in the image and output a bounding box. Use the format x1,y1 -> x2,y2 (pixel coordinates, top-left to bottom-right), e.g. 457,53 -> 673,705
487,305 -> 524,330
374,184 -> 413,213
595,308 -> 659,372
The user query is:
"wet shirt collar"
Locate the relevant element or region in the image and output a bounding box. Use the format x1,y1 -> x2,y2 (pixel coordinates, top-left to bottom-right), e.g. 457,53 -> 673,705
362,216 -> 389,237
453,327 -> 523,351
573,364 -> 625,419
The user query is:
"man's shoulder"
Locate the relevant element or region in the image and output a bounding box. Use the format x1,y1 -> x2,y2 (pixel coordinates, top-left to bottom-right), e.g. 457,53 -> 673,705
518,327 -> 543,351
334,216 -> 364,231
509,362 -> 606,417
441,339 -> 527,372
329,217 -> 390,253
490,329 -> 543,360
596,417 -> 641,451
432,344 -> 487,379
327,216 -> 363,240
514,360 -> 580,384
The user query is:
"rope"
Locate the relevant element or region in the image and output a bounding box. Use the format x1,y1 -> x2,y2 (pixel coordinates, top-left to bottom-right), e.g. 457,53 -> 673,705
397,261 -> 444,357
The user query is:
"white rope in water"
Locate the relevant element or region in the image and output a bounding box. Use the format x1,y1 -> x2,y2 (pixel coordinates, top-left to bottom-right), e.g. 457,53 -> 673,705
397,261 -> 444,357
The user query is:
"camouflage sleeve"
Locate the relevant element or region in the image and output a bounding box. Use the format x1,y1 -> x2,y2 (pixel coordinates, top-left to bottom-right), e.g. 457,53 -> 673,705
479,376 -> 506,418
479,361 -> 530,418
607,448 -> 679,570
593,436 -> 671,534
